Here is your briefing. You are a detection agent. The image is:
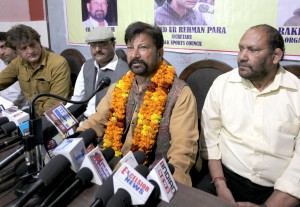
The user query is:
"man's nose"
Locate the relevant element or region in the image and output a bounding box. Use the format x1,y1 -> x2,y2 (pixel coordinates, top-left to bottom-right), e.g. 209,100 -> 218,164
238,50 -> 248,61
131,48 -> 141,58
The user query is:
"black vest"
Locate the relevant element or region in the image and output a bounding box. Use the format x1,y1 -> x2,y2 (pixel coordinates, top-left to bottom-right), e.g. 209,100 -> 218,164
82,58 -> 129,106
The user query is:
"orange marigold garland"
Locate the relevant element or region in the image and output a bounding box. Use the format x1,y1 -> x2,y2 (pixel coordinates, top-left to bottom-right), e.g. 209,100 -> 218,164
103,60 -> 175,157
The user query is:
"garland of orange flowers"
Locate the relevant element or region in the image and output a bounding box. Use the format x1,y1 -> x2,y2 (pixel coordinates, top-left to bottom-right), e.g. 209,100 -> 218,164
103,60 -> 175,157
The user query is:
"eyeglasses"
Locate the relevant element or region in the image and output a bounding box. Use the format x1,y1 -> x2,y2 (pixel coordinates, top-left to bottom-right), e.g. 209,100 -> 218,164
89,41 -> 112,49
127,45 -> 151,53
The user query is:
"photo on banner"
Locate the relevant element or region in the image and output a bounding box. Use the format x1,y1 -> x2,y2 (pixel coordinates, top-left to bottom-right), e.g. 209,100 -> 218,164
81,0 -> 118,27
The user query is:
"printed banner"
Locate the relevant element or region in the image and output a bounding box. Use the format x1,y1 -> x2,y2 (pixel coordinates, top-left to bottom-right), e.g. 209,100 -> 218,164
65,0 -> 300,60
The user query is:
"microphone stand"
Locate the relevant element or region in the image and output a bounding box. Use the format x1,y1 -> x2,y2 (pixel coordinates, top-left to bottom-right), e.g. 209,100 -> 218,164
26,77 -> 111,175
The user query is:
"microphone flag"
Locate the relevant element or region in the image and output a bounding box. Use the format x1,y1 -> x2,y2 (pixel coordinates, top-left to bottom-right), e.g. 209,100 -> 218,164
2,106 -> 29,126
113,163 -> 154,205
79,146 -> 112,185
52,138 -> 86,172
44,102 -> 78,136
112,151 -> 139,172
147,158 -> 178,203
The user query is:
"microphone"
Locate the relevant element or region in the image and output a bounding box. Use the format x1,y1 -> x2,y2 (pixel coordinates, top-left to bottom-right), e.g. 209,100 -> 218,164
1,107 -> 29,138
67,103 -> 88,119
0,117 -> 10,138
47,167 -> 93,207
89,172 -> 114,207
0,157 -> 25,185
146,158 -> 178,203
108,156 -> 121,170
51,128 -> 102,172
0,121 -> 17,136
133,150 -> 146,165
89,164 -> 151,207
77,128 -> 98,149
112,163 -> 154,205
0,124 -> 95,172
27,77 -> 111,173
42,105 -> 92,152
106,188 -> 131,207
145,163 -> 175,207
0,146 -> 24,171
109,150 -> 147,171
2,106 -> 29,126
79,146 -> 114,185
8,154 -> 71,207
0,135 -> 22,150
0,117 -> 9,126
42,147 -> 115,207
52,137 -> 87,172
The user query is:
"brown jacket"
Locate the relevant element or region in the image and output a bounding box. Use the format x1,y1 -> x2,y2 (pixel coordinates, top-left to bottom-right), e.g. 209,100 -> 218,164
0,48 -> 72,116
78,77 -> 199,186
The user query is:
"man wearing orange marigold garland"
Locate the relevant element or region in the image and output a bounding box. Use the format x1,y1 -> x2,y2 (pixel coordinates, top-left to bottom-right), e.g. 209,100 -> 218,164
77,21 -> 199,186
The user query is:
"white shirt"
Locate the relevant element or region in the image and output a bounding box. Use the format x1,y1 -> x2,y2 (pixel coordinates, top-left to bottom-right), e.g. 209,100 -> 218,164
0,60 -> 25,107
66,54 -> 118,117
201,66 -> 300,198
82,16 -> 108,27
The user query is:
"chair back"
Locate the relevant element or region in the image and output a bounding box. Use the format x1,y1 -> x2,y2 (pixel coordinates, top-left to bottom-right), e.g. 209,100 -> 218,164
115,48 -> 127,63
283,65 -> 300,78
180,59 -> 233,118
60,48 -> 86,88
179,59 -> 233,186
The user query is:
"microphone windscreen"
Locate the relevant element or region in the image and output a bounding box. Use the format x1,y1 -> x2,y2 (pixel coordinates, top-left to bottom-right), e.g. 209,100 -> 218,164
0,117 -> 9,126
148,179 -> 161,203
75,167 -> 93,185
133,150 -> 146,164
134,164 -> 149,178
101,147 -> 115,162
66,131 -> 82,138
38,154 -> 71,186
95,77 -> 111,93
1,122 -> 17,135
108,156 -> 121,170
106,188 -> 131,207
78,128 -> 97,147
67,103 -> 87,119
101,77 -> 111,86
167,163 -> 175,174
94,174 -> 114,205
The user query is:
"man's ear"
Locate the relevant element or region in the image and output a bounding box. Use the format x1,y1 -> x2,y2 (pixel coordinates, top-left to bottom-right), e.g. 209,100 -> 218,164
272,48 -> 283,64
87,3 -> 91,13
158,48 -> 164,60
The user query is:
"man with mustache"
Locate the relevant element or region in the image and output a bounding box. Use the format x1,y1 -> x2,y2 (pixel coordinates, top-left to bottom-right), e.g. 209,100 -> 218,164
0,24 -> 72,116
0,32 -> 28,108
198,24 -> 300,207
82,0 -> 116,27
154,0 -> 207,25
66,26 -> 128,119
77,21 -> 199,186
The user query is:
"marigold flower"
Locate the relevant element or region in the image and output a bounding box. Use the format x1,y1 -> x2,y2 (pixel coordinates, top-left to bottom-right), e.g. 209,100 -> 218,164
102,60 -> 175,160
